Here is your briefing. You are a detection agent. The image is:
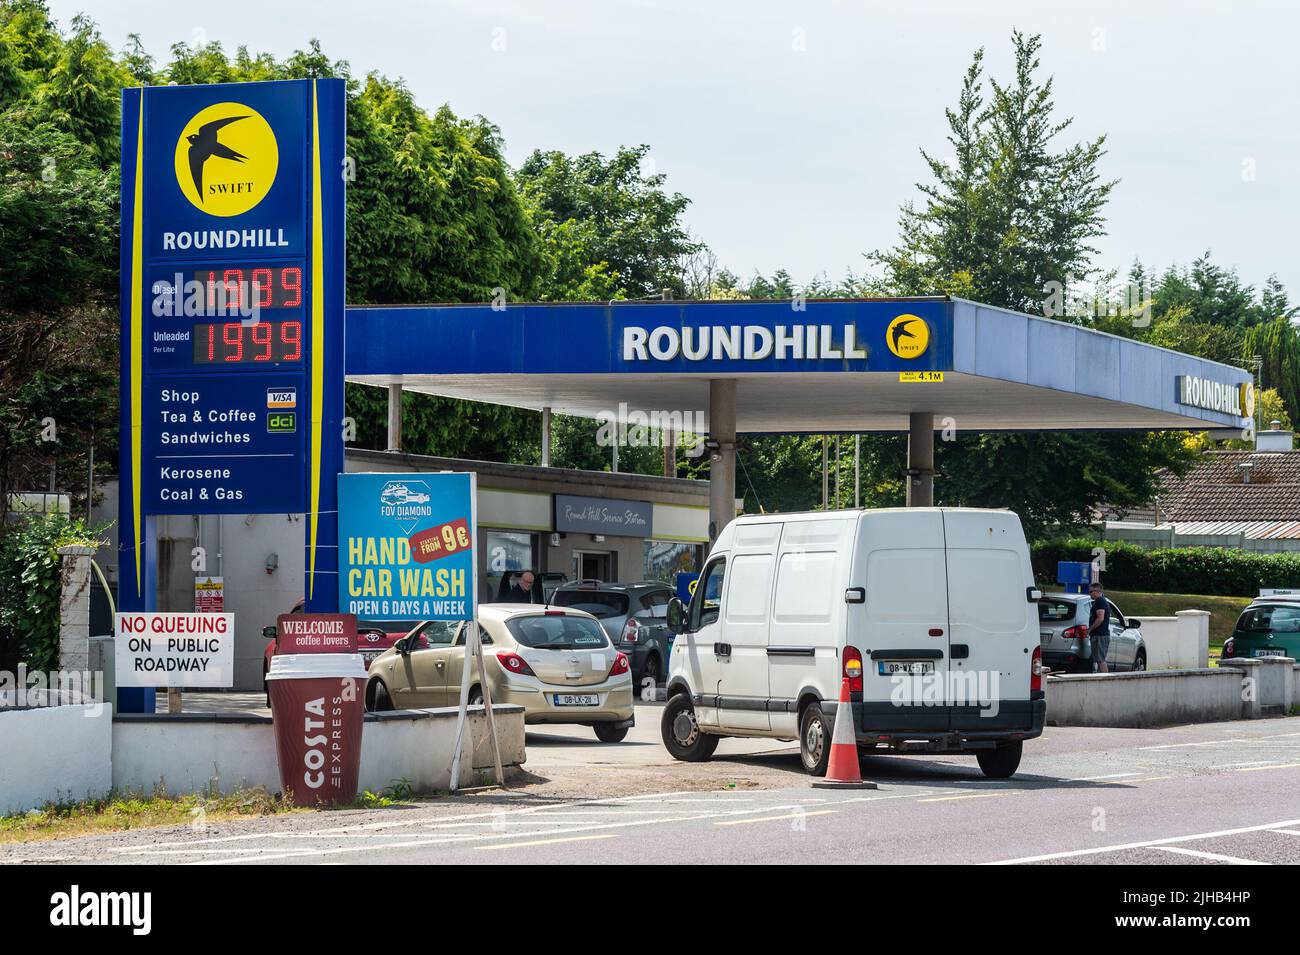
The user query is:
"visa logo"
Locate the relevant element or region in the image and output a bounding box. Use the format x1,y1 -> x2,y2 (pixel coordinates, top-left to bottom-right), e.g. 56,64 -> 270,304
267,388 -> 297,409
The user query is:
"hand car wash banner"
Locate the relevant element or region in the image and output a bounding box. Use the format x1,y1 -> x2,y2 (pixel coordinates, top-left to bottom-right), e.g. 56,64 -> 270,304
337,472 -> 477,621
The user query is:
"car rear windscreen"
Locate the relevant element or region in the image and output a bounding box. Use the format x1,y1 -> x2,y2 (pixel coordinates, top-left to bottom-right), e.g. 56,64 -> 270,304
550,590 -> 629,619
1237,605 -> 1300,632
1037,598 -> 1077,622
506,614 -> 611,649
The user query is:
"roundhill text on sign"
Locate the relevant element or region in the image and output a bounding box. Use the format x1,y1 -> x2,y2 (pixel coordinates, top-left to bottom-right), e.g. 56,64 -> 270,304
337,472 -> 478,621
554,494 -> 653,537
114,612 -> 235,687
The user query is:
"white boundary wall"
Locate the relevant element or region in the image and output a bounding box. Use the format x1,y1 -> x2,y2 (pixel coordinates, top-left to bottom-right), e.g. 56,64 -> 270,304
0,704 -> 525,814
0,703 -> 113,814
111,704 -> 526,796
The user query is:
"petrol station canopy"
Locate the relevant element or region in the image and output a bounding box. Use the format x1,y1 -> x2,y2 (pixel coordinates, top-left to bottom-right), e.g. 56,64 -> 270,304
344,297 -> 1255,434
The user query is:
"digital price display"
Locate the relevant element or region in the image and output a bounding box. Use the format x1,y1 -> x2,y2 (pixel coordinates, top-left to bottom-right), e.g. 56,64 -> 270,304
193,264 -> 303,311
192,320 -> 303,364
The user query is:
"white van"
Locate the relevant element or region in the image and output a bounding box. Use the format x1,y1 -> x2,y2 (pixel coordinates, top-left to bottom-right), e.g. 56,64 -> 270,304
662,507 -> 1046,778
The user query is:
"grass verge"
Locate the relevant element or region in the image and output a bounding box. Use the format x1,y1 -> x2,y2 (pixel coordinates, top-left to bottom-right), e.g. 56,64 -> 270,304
0,787 -> 302,844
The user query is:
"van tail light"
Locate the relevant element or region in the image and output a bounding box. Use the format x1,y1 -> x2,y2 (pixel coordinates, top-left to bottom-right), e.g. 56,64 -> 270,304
609,652 -> 630,677
1031,646 -> 1043,692
621,616 -> 640,643
843,646 -> 864,692
497,651 -> 535,677
1062,624 -> 1088,643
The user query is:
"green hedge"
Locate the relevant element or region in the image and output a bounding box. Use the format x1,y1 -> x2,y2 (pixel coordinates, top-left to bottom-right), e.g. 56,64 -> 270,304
1031,538 -> 1300,597
0,513 -> 103,673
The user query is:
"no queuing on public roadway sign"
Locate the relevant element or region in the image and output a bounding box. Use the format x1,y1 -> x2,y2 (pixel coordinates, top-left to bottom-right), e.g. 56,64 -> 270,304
118,78 -> 346,622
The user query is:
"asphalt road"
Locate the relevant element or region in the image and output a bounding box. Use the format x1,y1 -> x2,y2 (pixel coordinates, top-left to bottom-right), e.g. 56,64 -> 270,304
7,704 -> 1299,865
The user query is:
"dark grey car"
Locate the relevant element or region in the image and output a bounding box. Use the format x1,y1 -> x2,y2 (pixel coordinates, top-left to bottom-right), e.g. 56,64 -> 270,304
1038,593 -> 1146,673
551,581 -> 674,693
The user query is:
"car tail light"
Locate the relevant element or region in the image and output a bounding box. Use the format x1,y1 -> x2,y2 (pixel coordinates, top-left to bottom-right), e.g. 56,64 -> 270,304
621,616 -> 640,643
497,651 -> 535,676
1062,624 -> 1088,643
843,646 -> 863,692
545,610 -> 566,616
1031,646 -> 1043,692
609,652 -> 630,677
1222,637 -> 1235,660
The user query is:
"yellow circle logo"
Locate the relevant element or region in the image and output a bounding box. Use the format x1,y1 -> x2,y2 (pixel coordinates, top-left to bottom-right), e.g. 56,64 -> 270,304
174,102 -> 278,217
1240,381 -> 1256,419
886,314 -> 930,359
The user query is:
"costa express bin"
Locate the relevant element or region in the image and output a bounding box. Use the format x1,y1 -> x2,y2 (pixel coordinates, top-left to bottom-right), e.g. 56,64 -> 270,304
266,653 -> 367,806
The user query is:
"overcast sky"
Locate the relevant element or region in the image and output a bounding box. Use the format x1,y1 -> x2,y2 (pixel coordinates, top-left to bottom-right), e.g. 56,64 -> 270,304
52,0 -> 1300,297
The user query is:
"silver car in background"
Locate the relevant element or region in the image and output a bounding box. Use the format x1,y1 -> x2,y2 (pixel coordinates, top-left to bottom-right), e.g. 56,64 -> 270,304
1038,593 -> 1147,673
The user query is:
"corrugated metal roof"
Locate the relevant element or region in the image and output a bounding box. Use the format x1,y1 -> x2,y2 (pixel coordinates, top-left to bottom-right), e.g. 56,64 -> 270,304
1169,520 -> 1300,540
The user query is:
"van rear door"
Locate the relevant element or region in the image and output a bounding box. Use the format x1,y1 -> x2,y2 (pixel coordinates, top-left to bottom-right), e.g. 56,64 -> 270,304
854,510 -> 950,732
941,510 -> 1035,731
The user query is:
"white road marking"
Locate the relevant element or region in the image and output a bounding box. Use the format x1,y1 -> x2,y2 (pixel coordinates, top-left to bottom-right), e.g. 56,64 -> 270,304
714,810 -> 837,826
1236,763 -> 1300,772
1071,773 -> 1142,781
920,791 -> 1018,803
1151,846 -> 1270,865
1138,739 -> 1250,750
985,818 -> 1300,865
480,834 -> 616,851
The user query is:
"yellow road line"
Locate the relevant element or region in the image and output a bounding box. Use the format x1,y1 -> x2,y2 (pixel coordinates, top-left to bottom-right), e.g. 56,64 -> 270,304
479,834 -> 616,851
714,810 -> 837,826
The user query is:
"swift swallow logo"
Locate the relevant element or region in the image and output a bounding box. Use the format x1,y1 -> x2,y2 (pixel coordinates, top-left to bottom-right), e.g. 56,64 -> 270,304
173,102 -> 278,217
885,314 -> 930,359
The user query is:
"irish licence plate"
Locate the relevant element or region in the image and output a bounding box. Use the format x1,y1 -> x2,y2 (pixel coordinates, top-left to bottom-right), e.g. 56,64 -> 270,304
554,694 -> 600,706
1253,648 -> 1286,657
877,661 -> 935,676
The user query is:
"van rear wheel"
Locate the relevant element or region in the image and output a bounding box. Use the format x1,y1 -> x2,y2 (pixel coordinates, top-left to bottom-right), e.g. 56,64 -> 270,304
661,694 -> 718,762
976,740 -> 1023,779
799,702 -> 832,776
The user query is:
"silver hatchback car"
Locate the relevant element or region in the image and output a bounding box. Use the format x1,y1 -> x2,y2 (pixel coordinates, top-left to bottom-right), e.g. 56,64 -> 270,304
1038,593 -> 1147,673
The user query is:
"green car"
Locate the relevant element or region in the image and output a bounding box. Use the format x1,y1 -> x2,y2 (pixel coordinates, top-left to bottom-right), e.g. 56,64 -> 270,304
1222,600 -> 1300,661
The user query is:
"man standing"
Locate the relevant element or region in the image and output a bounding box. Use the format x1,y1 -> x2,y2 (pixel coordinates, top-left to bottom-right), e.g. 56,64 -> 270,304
1088,581 -> 1112,673
505,570 -> 536,603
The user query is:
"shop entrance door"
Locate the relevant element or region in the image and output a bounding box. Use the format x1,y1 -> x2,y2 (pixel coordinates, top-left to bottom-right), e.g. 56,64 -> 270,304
574,550 -> 614,583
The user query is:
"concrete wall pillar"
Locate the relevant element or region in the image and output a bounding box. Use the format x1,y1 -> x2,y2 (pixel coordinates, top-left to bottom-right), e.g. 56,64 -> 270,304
386,383 -> 402,452
1176,609 -> 1211,669
906,412 -> 935,507
708,379 -> 737,543
57,544 -> 96,673
541,406 -> 552,468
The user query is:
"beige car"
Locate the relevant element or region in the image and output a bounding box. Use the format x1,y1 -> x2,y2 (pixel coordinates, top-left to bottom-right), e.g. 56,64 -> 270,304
364,604 -> 636,742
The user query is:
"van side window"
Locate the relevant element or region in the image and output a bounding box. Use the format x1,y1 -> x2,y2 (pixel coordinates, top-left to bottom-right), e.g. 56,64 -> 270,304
693,559 -> 726,629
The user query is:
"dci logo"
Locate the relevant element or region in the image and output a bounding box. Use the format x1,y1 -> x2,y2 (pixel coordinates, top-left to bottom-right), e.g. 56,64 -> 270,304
885,314 -> 930,360
173,102 -> 279,217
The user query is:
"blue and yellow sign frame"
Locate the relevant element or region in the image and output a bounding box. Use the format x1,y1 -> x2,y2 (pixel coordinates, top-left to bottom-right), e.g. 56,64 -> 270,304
118,79 -> 346,645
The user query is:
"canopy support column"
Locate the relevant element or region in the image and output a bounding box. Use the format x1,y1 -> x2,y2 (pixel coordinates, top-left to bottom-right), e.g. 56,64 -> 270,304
906,412 -> 934,507
708,379 -> 736,543
541,406 -> 552,467
386,383 -> 402,452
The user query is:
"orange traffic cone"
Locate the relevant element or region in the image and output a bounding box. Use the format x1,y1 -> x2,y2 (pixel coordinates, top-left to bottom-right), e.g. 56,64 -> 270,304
812,677 -> 877,789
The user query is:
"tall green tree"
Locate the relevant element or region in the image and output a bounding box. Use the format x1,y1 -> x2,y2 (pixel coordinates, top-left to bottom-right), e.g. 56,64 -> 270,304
518,144 -> 700,299
868,32 -> 1188,537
